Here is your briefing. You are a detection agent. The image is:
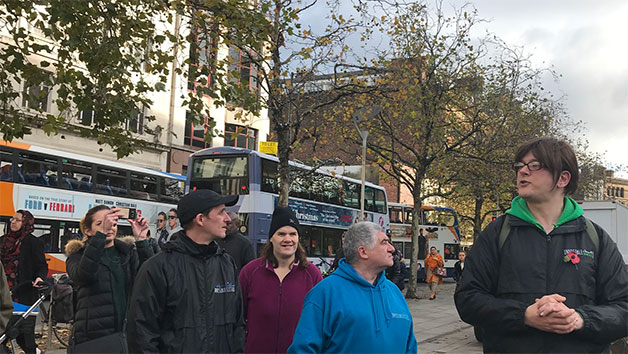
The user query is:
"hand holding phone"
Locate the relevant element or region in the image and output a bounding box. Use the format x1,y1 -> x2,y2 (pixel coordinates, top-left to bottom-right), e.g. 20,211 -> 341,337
118,207 -> 137,220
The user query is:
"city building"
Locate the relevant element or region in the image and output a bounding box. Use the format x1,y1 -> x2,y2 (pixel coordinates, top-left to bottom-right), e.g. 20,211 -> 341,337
0,9 -> 270,176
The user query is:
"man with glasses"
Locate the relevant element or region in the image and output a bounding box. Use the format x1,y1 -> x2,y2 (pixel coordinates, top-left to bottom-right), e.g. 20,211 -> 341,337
167,208 -> 183,241
156,211 -> 169,249
455,137 -> 628,353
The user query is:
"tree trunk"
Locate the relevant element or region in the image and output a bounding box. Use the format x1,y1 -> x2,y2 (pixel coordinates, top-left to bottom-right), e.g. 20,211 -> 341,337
473,196 -> 483,241
405,180 -> 423,299
277,125 -> 290,207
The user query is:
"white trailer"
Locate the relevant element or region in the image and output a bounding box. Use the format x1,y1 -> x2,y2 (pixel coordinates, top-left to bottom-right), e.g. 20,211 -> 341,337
578,200 -> 628,264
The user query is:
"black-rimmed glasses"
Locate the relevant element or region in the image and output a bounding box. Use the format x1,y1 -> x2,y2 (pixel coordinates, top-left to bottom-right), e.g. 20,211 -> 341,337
512,160 -> 543,172
168,215 -> 177,219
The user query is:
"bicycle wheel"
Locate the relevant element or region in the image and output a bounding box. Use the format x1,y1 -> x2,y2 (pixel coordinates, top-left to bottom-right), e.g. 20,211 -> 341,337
53,324 -> 70,347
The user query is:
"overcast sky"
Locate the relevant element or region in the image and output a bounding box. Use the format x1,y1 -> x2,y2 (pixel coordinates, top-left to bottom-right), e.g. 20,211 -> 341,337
462,0 -> 628,174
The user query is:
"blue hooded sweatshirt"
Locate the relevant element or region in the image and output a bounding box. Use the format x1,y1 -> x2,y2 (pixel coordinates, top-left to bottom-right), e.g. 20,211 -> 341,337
287,259 -> 418,354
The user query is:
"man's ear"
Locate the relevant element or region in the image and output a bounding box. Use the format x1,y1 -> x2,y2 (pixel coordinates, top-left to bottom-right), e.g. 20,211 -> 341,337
556,171 -> 571,189
193,213 -> 204,227
357,245 -> 369,260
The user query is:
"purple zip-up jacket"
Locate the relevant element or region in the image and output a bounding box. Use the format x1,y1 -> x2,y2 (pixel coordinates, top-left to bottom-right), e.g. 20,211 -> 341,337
239,258 -> 322,353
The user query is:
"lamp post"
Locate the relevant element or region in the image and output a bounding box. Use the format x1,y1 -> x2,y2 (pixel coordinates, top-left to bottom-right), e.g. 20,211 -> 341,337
351,105 -> 382,221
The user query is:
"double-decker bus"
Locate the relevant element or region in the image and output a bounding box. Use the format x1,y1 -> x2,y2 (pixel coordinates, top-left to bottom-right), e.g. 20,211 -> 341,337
0,140 -> 185,275
186,146 -> 390,271
389,202 -> 461,278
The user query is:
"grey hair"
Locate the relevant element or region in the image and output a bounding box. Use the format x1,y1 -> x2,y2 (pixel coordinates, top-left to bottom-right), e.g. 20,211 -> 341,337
343,222 -> 382,264
227,211 -> 241,227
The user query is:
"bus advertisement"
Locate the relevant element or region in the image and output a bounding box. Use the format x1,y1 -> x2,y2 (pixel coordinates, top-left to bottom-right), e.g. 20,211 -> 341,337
186,146 -> 390,272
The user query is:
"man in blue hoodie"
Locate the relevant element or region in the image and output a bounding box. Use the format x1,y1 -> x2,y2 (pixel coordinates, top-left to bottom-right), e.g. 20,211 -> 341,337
287,221 -> 418,354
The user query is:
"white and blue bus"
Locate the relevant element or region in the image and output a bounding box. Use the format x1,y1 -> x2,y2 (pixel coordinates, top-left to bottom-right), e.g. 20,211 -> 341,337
186,146 -> 390,269
0,140 -> 185,275
389,202 -> 461,279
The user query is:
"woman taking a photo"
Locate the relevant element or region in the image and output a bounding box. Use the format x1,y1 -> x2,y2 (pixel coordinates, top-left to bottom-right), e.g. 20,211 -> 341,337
425,246 -> 444,300
65,205 -> 153,352
0,210 -> 47,354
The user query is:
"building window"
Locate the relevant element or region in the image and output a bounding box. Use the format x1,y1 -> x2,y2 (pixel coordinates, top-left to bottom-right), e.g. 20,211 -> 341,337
184,111 -> 212,149
188,27 -> 217,92
79,109 -> 94,126
228,47 -> 260,98
126,107 -> 145,134
22,78 -> 51,112
224,123 -> 257,149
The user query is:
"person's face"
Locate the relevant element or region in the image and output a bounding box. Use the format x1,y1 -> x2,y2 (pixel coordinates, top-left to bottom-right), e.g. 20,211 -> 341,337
515,152 -> 570,203
88,209 -> 117,242
200,204 -> 231,239
430,247 -> 437,255
157,215 -> 166,229
226,216 -> 238,234
365,231 -> 395,269
270,225 -> 299,260
458,252 -> 466,262
9,213 -> 23,232
168,211 -> 178,228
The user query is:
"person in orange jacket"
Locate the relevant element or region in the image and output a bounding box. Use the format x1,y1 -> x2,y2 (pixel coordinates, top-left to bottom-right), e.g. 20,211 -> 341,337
425,246 -> 444,300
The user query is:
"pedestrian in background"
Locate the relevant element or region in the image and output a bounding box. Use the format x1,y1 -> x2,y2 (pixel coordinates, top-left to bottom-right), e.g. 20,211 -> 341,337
65,205 -> 153,352
328,231 -> 345,273
425,246 -> 444,300
127,190 -> 244,353
0,210 -> 47,354
385,246 -> 404,291
288,222 -> 417,354
455,137 -> 628,353
239,207 -> 322,353
156,211 -> 169,248
216,211 -> 255,275
452,250 -> 466,284
166,208 -> 182,241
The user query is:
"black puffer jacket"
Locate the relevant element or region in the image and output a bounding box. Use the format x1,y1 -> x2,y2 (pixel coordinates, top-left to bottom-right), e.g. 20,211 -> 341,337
65,233 -> 153,344
5,234 -> 48,305
127,230 -> 245,353
455,215 -> 628,353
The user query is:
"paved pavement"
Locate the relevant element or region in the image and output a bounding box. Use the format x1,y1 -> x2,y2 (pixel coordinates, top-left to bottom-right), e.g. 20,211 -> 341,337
41,280 -> 483,354
407,280 -> 483,353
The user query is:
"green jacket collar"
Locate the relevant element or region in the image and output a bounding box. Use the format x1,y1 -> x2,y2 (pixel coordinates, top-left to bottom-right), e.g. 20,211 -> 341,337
505,196 -> 583,232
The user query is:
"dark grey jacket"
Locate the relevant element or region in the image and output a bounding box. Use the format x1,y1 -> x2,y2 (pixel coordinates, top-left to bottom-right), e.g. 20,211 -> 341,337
127,230 -> 245,353
455,215 -> 628,353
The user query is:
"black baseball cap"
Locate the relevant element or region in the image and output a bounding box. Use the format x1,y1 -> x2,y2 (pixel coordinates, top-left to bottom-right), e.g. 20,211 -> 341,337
177,190 -> 238,225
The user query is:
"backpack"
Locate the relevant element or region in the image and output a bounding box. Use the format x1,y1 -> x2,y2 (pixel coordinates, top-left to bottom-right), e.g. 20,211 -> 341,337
51,274 -> 74,324
498,214 -> 599,253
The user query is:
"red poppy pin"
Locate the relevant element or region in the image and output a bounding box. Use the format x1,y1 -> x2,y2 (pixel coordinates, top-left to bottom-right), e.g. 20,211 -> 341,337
563,251 -> 580,270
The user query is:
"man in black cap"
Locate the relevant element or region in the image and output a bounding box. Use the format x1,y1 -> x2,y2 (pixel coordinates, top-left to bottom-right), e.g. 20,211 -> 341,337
127,189 -> 245,353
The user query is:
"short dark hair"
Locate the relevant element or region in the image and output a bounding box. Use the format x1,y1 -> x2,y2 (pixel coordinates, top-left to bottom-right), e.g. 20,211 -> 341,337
158,211 -> 167,219
514,137 -> 579,195
169,208 -> 178,217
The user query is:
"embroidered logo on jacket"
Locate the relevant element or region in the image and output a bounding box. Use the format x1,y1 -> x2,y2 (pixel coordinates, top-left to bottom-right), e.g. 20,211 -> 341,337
563,249 -> 594,259
214,282 -> 236,294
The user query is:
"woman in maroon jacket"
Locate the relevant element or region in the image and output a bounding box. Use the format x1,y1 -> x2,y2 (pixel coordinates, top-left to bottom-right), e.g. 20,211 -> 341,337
239,207 -> 322,353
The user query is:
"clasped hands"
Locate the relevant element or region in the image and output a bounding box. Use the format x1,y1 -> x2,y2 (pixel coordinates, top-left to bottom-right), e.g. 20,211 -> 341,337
524,294 -> 583,334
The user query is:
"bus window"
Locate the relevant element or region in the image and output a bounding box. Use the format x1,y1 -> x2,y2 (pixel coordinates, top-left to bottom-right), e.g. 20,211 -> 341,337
374,189 -> 386,214
390,206 -> 403,223
61,158 -> 93,191
96,166 -> 128,196
260,159 -> 278,193
322,229 -> 342,257
0,151 -> 12,181
130,172 -> 158,200
404,207 -> 413,225
443,243 -> 460,260
160,177 -> 184,203
343,181 -> 360,209
18,152 -> 58,187
191,156 -> 248,195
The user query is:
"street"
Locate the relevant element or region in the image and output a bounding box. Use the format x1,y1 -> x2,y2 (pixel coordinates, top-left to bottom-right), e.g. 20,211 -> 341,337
408,280 -> 483,354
